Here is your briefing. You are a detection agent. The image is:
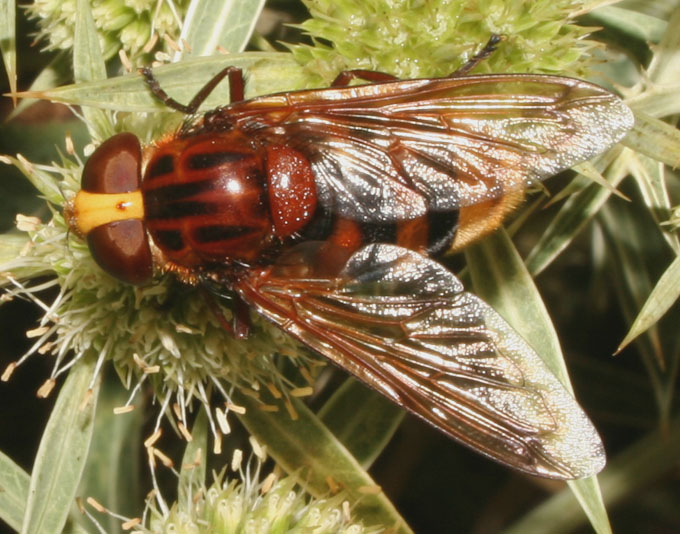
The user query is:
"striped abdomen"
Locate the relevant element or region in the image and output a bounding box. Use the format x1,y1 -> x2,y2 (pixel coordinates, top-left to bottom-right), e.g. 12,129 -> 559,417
297,189 -> 523,264
301,205 -> 461,258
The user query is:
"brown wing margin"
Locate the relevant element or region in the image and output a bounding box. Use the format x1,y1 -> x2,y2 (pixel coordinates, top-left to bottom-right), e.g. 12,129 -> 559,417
235,243 -> 605,479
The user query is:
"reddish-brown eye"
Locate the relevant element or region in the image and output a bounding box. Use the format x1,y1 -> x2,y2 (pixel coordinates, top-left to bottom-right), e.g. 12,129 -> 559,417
82,132 -> 142,193
87,220 -> 153,285
81,133 -> 153,285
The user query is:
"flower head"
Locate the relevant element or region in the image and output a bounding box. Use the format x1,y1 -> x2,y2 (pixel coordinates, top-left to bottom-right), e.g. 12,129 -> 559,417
289,0 -> 599,85
141,454 -> 381,534
26,0 -> 190,64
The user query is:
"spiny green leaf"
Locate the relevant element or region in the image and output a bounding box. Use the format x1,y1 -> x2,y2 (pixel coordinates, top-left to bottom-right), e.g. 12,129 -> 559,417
18,53 -> 305,114
583,5 -> 666,43
0,0 -> 17,105
618,255 -> 680,353
178,406 -> 209,505
73,0 -> 111,140
622,111 -> 680,168
78,377 -> 143,534
627,152 -> 679,254
507,414 -> 680,533
466,230 -> 610,533
526,148 -> 632,276
318,378 -> 404,469
180,0 -> 266,57
0,450 -> 30,531
21,358 -> 99,534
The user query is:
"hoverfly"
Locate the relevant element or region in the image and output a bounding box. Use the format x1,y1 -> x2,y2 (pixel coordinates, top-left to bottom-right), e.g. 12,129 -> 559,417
67,36 -> 634,479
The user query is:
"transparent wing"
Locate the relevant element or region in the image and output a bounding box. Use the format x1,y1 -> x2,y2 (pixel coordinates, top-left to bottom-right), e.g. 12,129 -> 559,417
235,74 -> 633,223
236,243 -> 605,479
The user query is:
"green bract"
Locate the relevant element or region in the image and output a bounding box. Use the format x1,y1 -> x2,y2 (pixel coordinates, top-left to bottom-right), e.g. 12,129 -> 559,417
145,467 -> 379,534
289,0 -> 597,84
26,0 -> 189,62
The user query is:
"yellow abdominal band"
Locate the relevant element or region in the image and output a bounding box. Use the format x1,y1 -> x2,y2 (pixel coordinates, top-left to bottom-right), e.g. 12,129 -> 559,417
72,190 -> 145,235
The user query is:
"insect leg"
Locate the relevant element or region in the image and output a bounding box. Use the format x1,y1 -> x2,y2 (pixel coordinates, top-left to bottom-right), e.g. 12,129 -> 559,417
448,34 -> 502,77
140,66 -> 245,114
330,34 -> 502,86
331,69 -> 400,87
201,287 -> 251,339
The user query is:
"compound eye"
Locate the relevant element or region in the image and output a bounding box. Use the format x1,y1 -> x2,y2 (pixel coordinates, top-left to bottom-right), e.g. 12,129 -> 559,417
78,133 -> 152,285
87,220 -> 153,285
82,132 -> 142,193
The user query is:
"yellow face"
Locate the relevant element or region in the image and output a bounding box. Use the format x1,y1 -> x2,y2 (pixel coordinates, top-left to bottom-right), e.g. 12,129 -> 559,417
68,190 -> 145,237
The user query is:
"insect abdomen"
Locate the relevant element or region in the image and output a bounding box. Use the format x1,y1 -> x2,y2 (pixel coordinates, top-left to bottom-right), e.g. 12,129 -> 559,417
301,205 -> 461,256
448,187 -> 526,252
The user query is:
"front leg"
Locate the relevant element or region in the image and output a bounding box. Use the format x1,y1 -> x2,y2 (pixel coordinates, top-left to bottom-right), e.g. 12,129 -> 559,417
140,65 -> 246,113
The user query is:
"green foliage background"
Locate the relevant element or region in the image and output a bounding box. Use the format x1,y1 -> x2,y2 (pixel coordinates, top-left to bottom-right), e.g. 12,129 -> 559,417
2,0 -> 680,533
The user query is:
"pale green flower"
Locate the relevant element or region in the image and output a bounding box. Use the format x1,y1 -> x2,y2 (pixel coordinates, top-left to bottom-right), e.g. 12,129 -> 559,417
26,0 -> 190,62
143,462 -> 381,534
289,0 -> 599,85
